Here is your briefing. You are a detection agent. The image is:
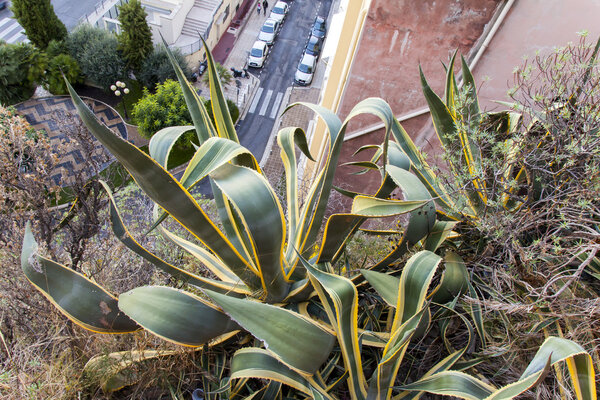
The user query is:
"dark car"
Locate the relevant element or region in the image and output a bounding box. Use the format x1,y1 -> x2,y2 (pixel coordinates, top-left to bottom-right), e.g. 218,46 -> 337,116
305,35 -> 323,58
311,16 -> 326,39
0,1 -> 7,10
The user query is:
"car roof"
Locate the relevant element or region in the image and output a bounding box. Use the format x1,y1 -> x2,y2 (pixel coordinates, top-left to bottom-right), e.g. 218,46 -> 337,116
300,53 -> 316,63
264,18 -> 277,26
315,16 -> 325,23
308,35 -> 320,43
252,40 -> 267,49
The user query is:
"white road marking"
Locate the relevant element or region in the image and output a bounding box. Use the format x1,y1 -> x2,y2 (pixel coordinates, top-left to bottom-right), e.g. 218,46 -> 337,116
0,17 -> 14,29
7,31 -> 25,44
269,92 -> 283,119
0,19 -> 19,37
259,89 -> 273,116
248,87 -> 263,114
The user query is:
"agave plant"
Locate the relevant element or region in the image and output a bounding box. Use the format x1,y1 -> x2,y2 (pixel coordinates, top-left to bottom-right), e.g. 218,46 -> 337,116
20,40 -> 596,398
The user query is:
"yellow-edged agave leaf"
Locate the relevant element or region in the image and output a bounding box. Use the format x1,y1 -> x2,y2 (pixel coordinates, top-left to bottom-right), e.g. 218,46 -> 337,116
210,163 -> 288,302
230,348 -> 334,400
202,39 -> 238,142
460,55 -> 481,121
162,37 -> 216,143
148,125 -> 195,168
351,196 -> 429,217
361,269 -> 399,308
99,181 -> 250,295
431,251 -> 469,303
84,349 -> 179,392
283,102 -> 343,266
367,309 -> 426,400
393,250 -> 442,327
374,167 -> 436,269
66,81 -> 260,290
203,289 -> 335,376
118,286 -> 239,346
21,224 -> 139,333
423,220 -> 458,252
420,65 -> 485,214
489,337 -> 596,400
155,219 -> 242,284
302,258 -> 368,400
396,370 -> 495,400
278,127 -> 313,249
444,51 -> 459,117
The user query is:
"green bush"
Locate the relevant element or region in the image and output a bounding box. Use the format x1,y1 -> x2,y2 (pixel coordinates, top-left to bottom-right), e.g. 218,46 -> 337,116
138,45 -> 191,90
11,0 -> 67,50
0,42 -> 46,105
66,25 -> 127,89
45,53 -> 82,95
117,0 -> 153,71
131,79 -> 191,139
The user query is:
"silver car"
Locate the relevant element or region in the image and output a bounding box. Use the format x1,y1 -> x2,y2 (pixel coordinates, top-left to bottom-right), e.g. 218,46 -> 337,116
258,18 -> 280,45
269,1 -> 289,23
248,40 -> 269,68
294,53 -> 316,85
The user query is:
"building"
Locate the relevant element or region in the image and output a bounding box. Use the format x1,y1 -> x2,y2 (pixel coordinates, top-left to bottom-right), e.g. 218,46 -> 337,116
79,0 -> 249,60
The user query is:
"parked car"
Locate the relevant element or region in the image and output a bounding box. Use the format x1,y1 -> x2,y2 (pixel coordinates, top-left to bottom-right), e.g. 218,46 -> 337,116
294,53 -> 316,86
0,1 -> 7,10
305,35 -> 323,58
258,18 -> 281,45
269,1 -> 289,23
248,40 -> 269,68
311,16 -> 327,39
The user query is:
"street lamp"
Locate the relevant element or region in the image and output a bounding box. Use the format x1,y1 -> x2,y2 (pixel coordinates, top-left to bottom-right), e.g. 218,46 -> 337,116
111,81 -> 130,119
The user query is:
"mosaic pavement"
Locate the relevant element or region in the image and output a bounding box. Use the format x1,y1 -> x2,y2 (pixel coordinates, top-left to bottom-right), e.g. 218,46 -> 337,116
15,96 -> 128,186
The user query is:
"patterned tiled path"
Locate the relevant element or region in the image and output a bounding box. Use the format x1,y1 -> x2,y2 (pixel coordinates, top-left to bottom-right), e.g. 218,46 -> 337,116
15,96 -> 127,186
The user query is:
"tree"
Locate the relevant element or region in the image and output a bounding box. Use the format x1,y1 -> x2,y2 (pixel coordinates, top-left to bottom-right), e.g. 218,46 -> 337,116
11,0 -> 67,50
0,42 -> 46,105
117,0 -> 153,72
138,45 -> 191,90
45,53 -> 82,95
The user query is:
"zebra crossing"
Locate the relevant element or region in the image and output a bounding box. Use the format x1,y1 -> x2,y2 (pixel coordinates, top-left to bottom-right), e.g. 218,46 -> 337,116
0,16 -> 27,44
248,87 -> 285,119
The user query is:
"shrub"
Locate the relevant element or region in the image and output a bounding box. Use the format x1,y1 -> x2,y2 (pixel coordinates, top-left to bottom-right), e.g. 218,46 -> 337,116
138,45 -> 191,90
117,0 -> 153,72
0,42 -> 46,105
66,25 -> 127,89
131,79 -> 191,139
45,53 -> 82,95
11,0 -> 67,49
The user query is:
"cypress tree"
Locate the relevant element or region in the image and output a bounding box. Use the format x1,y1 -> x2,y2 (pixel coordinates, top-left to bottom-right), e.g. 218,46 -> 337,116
11,0 -> 67,50
118,0 -> 153,72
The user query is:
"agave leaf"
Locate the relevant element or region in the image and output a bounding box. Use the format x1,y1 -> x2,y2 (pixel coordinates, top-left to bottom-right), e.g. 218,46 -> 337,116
148,125 -> 195,168
278,127 -> 313,252
444,50 -> 459,117
396,371 -> 495,400
373,167 -> 436,269
361,269 -> 399,308
201,38 -> 238,142
66,81 -> 260,290
431,251 -> 469,303
367,309 -> 426,400
230,348 -> 334,400
303,258 -> 368,400
162,38 -> 215,143
203,289 -> 335,376
423,220 -> 458,252
460,55 -> 481,120
99,181 -> 249,295
84,350 -> 179,392
118,286 -> 239,346
21,224 -> 139,333
420,66 -> 485,214
210,163 -> 288,302
351,196 -> 429,217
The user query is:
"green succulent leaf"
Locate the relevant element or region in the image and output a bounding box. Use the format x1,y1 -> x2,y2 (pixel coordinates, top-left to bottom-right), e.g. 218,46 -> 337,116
210,163 -> 288,302
66,81 -> 260,290
118,286 -> 239,346
302,258 -> 368,400
431,251 -> 469,303
230,348 -> 334,400
21,223 -> 139,333
203,289 -> 335,376
148,125 -> 195,168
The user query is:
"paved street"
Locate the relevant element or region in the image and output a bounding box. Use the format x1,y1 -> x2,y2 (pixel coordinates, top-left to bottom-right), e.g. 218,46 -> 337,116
237,0 -> 332,160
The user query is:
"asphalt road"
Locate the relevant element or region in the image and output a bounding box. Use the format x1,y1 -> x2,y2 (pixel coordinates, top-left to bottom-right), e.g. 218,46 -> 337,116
237,0 -> 332,160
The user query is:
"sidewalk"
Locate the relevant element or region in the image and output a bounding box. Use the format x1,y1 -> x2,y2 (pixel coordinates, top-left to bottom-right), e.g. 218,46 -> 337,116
193,0 -> 269,118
